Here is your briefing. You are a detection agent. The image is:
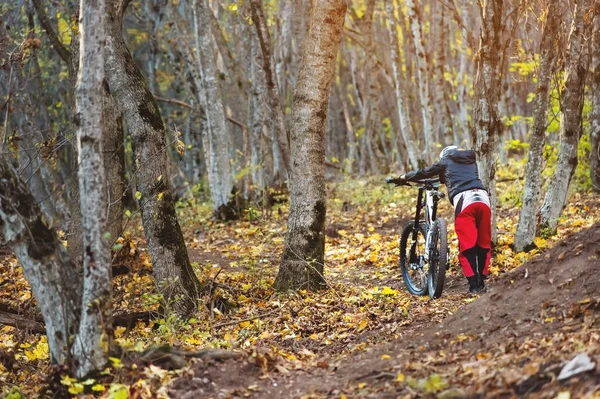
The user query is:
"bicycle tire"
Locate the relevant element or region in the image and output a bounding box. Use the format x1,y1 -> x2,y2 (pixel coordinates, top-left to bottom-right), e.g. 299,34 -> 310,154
427,218 -> 448,299
399,221 -> 428,296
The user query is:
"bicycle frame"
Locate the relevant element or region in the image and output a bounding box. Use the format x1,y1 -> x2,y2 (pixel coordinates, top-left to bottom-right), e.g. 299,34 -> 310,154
409,180 -> 443,265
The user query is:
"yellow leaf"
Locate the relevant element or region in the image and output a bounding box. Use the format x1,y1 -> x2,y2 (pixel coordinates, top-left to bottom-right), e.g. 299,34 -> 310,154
176,139 -> 185,155
579,298 -> 591,305
228,3 -> 238,11
239,321 -> 251,328
135,191 -> 142,200
396,372 -> 405,382
357,319 -> 368,332
157,192 -> 164,201
358,382 -> 367,389
380,286 -> 399,296
68,384 -> 84,394
368,226 -> 375,232
381,354 -> 391,360
109,356 -> 123,368
544,317 -> 556,323
91,384 -> 106,392
60,375 -> 77,386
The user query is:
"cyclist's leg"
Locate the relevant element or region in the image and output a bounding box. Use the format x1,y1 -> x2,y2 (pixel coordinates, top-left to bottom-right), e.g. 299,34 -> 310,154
475,203 -> 492,277
455,210 -> 478,279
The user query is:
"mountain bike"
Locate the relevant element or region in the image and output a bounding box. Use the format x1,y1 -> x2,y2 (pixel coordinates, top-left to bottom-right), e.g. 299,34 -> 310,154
386,177 -> 448,298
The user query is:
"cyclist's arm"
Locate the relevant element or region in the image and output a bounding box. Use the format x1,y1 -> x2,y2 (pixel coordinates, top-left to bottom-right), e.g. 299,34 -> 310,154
404,162 -> 444,181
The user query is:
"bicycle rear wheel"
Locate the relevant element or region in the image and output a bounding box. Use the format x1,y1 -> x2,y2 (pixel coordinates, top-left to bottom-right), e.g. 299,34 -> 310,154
399,221 -> 428,296
428,218 -> 448,299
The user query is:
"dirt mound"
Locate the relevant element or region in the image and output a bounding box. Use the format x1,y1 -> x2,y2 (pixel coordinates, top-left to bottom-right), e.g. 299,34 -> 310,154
441,222 -> 600,338
169,223 -> 600,398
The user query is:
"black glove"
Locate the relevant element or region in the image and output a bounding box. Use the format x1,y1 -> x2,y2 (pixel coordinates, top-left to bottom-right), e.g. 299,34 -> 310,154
385,176 -> 408,186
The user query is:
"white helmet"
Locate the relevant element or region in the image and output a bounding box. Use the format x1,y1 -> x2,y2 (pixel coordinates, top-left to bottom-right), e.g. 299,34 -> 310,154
439,145 -> 458,160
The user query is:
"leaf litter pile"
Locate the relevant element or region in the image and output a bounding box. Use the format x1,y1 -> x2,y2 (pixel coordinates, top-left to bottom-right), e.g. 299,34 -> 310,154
1,177 -> 600,398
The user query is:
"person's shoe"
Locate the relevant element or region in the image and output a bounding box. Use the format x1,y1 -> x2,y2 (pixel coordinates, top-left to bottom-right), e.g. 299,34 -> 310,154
467,276 -> 481,294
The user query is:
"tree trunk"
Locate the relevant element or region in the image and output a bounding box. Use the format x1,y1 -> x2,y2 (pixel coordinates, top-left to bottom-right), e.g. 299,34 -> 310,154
513,0 -> 559,252
193,0 -> 236,219
540,0 -> 591,231
386,0 -> 419,169
0,159 -> 81,365
405,0 -> 434,161
592,0 -> 600,193
105,0 -> 201,317
249,32 -> 266,191
71,0 -> 112,377
274,0 -> 346,291
472,0 -> 505,244
433,2 -> 454,145
103,91 -> 125,241
249,0 -> 291,176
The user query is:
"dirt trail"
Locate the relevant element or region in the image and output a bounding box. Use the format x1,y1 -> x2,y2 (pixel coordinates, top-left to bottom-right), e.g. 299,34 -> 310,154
170,223 -> 600,398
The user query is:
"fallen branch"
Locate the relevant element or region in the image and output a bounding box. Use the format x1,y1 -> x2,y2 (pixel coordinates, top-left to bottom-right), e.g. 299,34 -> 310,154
0,303 -> 154,332
212,309 -> 279,329
0,307 -> 45,333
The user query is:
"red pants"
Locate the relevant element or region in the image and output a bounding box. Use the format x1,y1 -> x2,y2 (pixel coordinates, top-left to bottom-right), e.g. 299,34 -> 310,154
455,202 -> 491,277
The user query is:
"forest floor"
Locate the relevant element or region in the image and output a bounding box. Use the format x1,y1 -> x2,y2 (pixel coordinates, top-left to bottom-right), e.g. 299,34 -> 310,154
1,176 -> 600,398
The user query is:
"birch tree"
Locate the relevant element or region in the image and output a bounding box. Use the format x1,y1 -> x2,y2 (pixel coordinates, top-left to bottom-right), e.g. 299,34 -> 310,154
193,0 -> 236,219
71,0 -> 112,376
104,0 -> 201,317
406,0 -> 434,160
386,0 -> 419,169
274,0 -> 347,291
513,0 -> 559,252
540,0 -> 592,231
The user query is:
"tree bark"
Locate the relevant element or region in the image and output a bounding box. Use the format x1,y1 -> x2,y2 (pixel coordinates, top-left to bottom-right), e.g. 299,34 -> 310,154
540,0 -> 591,231
386,0 -> 419,169
592,0 -> 600,193
274,0 -> 346,291
472,0 -> 505,243
513,0 -> 559,252
249,0 -> 291,177
71,0 -> 112,377
0,159 -> 81,365
405,0 -> 434,161
104,0 -> 201,317
192,0 -> 236,219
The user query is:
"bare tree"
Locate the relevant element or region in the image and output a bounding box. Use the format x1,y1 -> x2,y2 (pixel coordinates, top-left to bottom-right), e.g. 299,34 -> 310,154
274,0 -> 347,291
193,0 -> 236,219
540,0 -> 592,231
250,0 -> 291,176
406,0 -> 434,160
592,0 -> 600,192
386,0 -> 419,169
71,0 -> 112,377
0,158 -> 81,365
513,0 -> 560,252
472,0 -> 505,243
104,0 -> 201,317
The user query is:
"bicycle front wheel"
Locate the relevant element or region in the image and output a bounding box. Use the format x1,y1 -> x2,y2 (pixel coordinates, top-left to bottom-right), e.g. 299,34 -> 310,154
399,221 -> 428,296
428,218 -> 448,299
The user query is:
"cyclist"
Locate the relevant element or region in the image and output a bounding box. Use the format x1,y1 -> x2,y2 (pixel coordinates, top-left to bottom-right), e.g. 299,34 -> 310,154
391,146 -> 491,294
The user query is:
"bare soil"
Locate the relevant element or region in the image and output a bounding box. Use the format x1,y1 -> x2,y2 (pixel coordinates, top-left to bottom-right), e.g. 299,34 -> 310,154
170,223 -> 600,398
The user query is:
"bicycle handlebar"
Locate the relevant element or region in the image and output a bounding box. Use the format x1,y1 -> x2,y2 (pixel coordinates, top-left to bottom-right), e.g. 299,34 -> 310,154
386,176 -> 441,187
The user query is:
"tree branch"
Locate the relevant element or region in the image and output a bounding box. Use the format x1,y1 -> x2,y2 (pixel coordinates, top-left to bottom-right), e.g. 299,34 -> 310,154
31,0 -> 71,64
153,94 -> 195,109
